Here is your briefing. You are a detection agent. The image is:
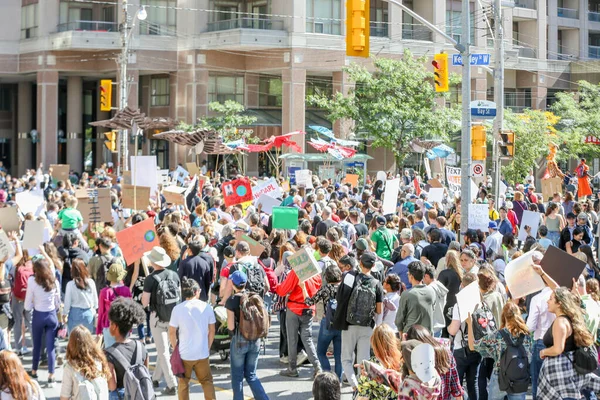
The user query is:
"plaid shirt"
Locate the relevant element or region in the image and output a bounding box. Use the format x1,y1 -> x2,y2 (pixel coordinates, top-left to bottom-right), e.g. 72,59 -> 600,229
440,350 -> 464,400
537,352 -> 600,399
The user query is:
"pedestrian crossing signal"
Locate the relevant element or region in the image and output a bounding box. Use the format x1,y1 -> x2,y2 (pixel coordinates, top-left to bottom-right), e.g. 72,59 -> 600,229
499,130 -> 515,158
104,131 -> 117,152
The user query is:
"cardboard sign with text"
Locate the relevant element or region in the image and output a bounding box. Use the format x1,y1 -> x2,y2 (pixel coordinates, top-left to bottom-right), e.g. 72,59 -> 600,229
287,246 -> 322,283
468,204 -> 489,230
50,164 -> 70,182
116,218 -> 159,265
76,188 -> 112,224
0,207 -> 20,233
541,178 -> 562,201
163,186 -> 186,206
121,185 -> 151,210
186,162 -> 201,176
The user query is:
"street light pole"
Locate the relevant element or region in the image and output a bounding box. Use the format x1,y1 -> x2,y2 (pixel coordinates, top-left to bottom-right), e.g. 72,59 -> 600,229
117,0 -> 130,175
459,0 -> 472,236
493,0 -> 505,205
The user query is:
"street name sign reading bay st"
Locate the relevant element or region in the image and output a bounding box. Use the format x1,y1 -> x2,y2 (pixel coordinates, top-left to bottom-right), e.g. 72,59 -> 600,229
451,54 -> 491,66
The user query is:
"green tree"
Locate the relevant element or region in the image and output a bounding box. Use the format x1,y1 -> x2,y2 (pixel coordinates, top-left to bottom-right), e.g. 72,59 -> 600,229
307,51 -> 460,171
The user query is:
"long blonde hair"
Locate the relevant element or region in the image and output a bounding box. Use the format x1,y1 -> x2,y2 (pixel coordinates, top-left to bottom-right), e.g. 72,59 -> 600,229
445,250 -> 463,280
0,350 -> 39,400
371,324 -> 402,371
501,302 -> 529,337
66,326 -> 111,380
554,287 -> 595,347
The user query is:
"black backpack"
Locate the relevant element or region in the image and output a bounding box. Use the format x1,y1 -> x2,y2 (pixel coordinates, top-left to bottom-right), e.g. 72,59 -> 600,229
233,261 -> 266,296
498,330 -> 530,394
151,271 -> 181,322
95,254 -> 114,295
346,274 -> 377,326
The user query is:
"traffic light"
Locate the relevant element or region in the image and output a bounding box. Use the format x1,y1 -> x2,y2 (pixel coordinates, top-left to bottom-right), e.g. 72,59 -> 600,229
499,130 -> 515,158
100,79 -> 112,112
104,131 -> 117,152
471,125 -> 487,161
432,53 -> 449,92
346,0 -> 370,58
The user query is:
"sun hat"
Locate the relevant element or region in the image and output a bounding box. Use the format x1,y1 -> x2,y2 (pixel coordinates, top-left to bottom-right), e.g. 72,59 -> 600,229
143,246 -> 172,268
106,263 -> 127,283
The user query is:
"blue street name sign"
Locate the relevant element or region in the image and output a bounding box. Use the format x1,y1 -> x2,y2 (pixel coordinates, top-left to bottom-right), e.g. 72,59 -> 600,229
470,100 -> 497,120
452,54 -> 491,66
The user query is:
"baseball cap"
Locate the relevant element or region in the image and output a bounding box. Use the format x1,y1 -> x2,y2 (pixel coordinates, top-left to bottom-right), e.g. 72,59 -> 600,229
566,212 -> 576,219
355,238 -> 369,251
235,241 -> 251,254
376,216 -> 386,226
410,194 -> 418,199
230,270 -> 248,287
488,221 -> 498,230
360,252 -> 377,268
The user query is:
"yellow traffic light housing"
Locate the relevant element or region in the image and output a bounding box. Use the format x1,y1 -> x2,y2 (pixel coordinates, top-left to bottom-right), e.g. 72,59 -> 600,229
346,0 -> 370,58
100,79 -> 112,112
432,53 -> 449,92
104,130 -> 117,152
472,125 -> 487,161
499,130 -> 515,158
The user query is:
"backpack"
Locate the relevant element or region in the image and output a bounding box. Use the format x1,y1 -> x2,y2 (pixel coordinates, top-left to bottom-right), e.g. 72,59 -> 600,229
569,345 -> 600,374
257,258 -> 277,294
233,261 -> 266,296
106,341 -> 155,400
577,165 -> 588,178
498,330 -> 530,394
74,369 -> 109,400
471,302 -> 498,340
339,221 -> 351,241
152,271 -> 181,323
13,262 -> 33,301
324,297 -> 338,330
95,255 -> 114,295
238,292 -> 270,341
346,274 -> 378,326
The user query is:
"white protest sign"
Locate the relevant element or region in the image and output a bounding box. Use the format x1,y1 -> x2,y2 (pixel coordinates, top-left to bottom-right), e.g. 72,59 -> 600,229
157,169 -> 170,185
255,194 -> 281,214
22,220 -> 45,250
130,156 -> 158,193
468,204 -> 489,230
518,210 -> 542,241
428,188 -> 444,204
252,178 -> 283,200
287,246 -> 321,282
382,179 -> 400,215
16,189 -> 45,217
446,166 -> 461,192
295,170 -> 313,189
499,181 -> 507,196
318,165 -> 336,181
470,179 -> 479,202
174,166 -> 190,185
376,171 -> 387,183
455,281 -> 481,322
505,250 -> 545,299
0,230 -> 14,260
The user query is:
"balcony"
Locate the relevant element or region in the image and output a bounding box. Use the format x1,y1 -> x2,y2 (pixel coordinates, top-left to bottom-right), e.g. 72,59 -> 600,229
370,21 -> 389,38
402,26 -> 433,41
516,45 -> 537,58
207,17 -> 284,32
57,20 -> 118,32
557,7 -> 579,19
514,0 -> 536,9
590,11 -> 600,22
589,45 -> 600,58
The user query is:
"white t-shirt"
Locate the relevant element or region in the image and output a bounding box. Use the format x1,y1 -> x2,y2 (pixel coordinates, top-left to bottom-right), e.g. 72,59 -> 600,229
169,299 -> 216,360
451,305 -> 467,350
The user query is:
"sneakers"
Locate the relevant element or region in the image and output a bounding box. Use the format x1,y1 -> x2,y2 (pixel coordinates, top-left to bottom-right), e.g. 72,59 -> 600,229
28,371 -> 38,380
47,378 -> 55,388
296,351 -> 309,366
161,386 -> 177,396
153,380 -> 160,389
279,368 -> 300,378
279,356 -> 289,364
19,347 -> 30,356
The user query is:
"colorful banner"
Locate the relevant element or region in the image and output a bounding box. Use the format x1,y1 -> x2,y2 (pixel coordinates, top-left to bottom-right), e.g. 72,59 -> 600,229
252,178 -> 283,200
116,218 -> 159,265
446,166 -> 461,192
222,178 -> 253,207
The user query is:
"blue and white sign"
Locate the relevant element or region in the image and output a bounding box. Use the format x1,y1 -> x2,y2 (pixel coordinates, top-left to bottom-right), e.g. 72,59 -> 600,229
345,162 -> 365,168
470,100 -> 497,119
452,54 -> 491,66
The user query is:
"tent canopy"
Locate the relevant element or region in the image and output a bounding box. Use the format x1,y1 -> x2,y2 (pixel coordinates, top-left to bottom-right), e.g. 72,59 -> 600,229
279,153 -> 373,162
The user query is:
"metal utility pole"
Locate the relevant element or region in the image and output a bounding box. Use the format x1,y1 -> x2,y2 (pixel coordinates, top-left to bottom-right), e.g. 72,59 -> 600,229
459,0 -> 472,236
492,0 -> 505,206
117,0 -> 130,175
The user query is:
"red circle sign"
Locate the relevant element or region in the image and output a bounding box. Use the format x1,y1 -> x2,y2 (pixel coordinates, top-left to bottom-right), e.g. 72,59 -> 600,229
473,164 -> 484,175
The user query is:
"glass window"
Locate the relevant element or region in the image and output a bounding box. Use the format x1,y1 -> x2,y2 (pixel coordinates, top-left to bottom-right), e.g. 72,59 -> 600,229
21,4 -> 38,39
259,76 -> 282,107
370,0 -> 388,37
306,0 -> 341,35
306,76 -> 333,101
208,75 -> 245,104
141,0 -> 176,35
151,77 -> 170,107
445,10 -> 474,44
0,87 -> 12,112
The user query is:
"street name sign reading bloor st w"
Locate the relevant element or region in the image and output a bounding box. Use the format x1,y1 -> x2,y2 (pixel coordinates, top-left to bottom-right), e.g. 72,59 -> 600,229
452,54 -> 491,66
470,100 -> 497,119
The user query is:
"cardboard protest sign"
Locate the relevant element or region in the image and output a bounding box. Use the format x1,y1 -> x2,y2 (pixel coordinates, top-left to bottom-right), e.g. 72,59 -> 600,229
130,156 -> 158,193
240,234 -> 266,258
252,178 -> 283,200
517,211 -> 541,242
272,207 -> 299,230
174,166 -> 190,185
499,181 -> 507,196
255,194 -> 281,214
505,250 -> 546,299
121,185 -> 151,210
541,246 -> 587,289
76,188 -> 112,224
22,220 -> 45,250
468,204 -> 489,230
428,188 -> 444,204
541,178 -> 562,201
123,171 -> 132,185
16,189 -> 45,217
344,174 -> 359,188
454,281 -> 481,322
446,166 -> 461,192
50,164 -> 70,182
163,186 -> 186,205
295,170 -> 313,189
116,218 -> 159,265
428,179 -> 443,188
0,230 -> 14,260
287,246 -> 321,282
186,162 -> 201,176
319,165 -> 336,181
222,178 -> 253,207
382,179 -> 400,215
0,207 -> 20,233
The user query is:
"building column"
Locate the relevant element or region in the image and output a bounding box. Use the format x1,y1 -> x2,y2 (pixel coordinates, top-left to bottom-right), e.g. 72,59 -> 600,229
537,0 -> 547,59
66,76 -> 83,173
547,0 -> 559,59
332,71 -> 354,138
17,82 -> 33,176
531,85 -> 547,110
282,68 -> 306,153
36,71 -> 59,167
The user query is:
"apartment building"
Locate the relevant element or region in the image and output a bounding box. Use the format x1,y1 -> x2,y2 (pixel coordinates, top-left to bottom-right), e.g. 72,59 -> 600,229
0,0 -> 589,176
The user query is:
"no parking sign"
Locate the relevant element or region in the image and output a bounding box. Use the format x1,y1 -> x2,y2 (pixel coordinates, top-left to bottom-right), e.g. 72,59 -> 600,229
471,161 -> 485,177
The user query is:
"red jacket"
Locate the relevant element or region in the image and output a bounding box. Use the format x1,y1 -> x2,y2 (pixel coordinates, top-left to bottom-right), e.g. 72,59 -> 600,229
507,210 -> 519,234
275,270 -> 322,316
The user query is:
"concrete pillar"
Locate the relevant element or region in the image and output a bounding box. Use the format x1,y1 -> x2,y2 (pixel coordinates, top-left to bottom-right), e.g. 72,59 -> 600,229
389,0 -> 403,39
333,71 -> 354,138
282,68 -> 306,153
17,82 -> 32,177
36,71 -> 59,167
548,0 -> 559,59
531,85 -> 548,110
537,0 -> 547,60
66,76 -> 83,173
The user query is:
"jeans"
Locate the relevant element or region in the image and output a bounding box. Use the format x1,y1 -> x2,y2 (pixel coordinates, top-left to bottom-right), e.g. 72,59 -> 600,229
316,319 -> 342,379
487,370 -> 506,400
230,333 -> 268,400
454,348 -> 482,400
150,313 -> 177,389
506,394 -> 526,400
583,389 -> 598,400
530,339 -> 545,400
478,357 -> 494,400
179,358 -> 215,400
11,298 -> 32,350
278,310 -> 303,358
285,310 -> 320,371
137,308 -> 152,339
341,325 -> 373,388
109,388 -> 124,400
31,310 -> 59,373
67,307 -> 95,334
547,231 -> 560,247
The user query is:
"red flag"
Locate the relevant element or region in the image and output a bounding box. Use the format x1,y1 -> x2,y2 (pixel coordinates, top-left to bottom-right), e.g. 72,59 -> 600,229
222,178 -> 253,207
414,177 -> 422,195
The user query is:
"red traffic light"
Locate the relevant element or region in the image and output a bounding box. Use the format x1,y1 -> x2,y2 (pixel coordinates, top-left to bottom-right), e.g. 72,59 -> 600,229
432,60 -> 440,69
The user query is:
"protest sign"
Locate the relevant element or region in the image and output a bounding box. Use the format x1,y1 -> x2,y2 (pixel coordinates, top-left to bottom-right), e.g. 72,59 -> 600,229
50,164 -> 70,182
446,166 -> 461,192
16,189 -> 45,217
186,162 -> 201,176
287,246 -> 321,282
295,170 -> 313,189
272,207 -> 299,230
428,179 -> 443,188
428,188 -> 444,204
0,207 -> 20,233
22,220 -> 45,250
240,234 -> 266,258
123,170 -> 131,185
163,186 -> 186,205
376,171 -> 387,182
157,169 -> 170,185
130,156 -> 158,193
505,250 -> 546,298
255,194 -> 281,214
382,179 -> 400,215
468,204 -> 489,230
541,246 -> 587,289
76,188 -> 112,224
344,174 -> 359,188
541,178 -> 562,201
499,181 -> 507,196
281,181 -> 290,192
116,218 -> 159,265
517,211 -> 542,242
319,165 -> 336,181
222,178 -> 253,207
455,281 -> 481,322
252,178 -> 283,200
288,167 -> 300,185
121,185 -> 151,210
0,230 -> 14,260
174,165 -> 190,185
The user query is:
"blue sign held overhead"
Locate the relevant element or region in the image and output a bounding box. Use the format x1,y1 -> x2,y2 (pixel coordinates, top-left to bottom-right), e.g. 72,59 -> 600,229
452,54 -> 491,66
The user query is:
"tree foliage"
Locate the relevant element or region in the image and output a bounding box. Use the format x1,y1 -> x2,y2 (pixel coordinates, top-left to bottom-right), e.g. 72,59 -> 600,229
307,51 -> 460,170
